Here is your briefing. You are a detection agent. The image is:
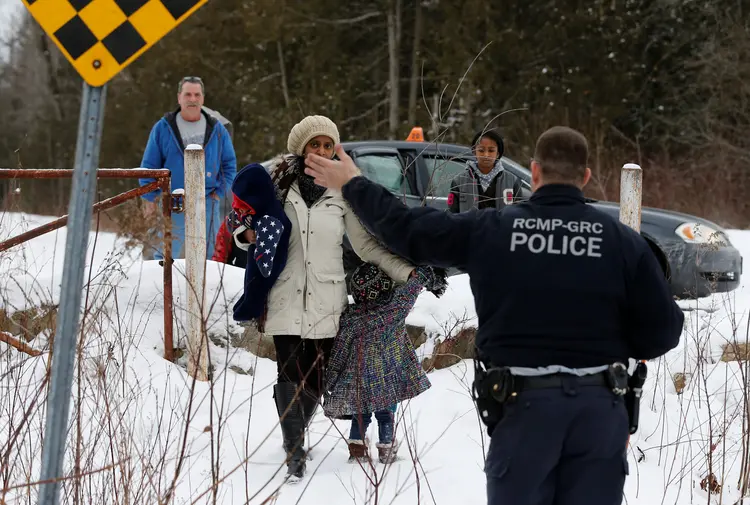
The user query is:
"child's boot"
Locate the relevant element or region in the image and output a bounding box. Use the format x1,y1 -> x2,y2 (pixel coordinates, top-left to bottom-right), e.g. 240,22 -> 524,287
376,439 -> 398,464
374,406 -> 399,464
347,438 -> 371,463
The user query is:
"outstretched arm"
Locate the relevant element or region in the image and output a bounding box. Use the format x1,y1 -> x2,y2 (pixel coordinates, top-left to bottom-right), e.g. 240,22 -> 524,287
304,145 -> 475,270
342,201 -> 414,283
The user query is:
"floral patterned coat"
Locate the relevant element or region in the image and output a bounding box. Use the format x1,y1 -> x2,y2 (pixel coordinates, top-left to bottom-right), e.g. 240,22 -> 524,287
322,267 -> 441,419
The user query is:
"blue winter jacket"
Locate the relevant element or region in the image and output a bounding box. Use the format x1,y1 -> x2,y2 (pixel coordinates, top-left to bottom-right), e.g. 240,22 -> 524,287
139,108 -> 237,202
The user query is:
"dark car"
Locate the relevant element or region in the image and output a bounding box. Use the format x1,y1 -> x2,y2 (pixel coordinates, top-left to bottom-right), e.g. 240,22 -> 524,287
263,140 -> 741,299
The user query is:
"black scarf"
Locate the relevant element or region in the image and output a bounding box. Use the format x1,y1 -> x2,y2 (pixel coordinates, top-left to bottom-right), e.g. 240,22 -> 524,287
270,155 -> 327,208
295,158 -> 327,207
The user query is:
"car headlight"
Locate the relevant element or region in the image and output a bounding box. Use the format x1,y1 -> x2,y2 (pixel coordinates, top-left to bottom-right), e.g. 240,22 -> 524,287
674,222 -> 727,245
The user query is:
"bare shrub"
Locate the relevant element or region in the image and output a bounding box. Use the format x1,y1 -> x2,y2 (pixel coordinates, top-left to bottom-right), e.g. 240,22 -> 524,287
232,324 -> 277,361
422,327 -> 475,372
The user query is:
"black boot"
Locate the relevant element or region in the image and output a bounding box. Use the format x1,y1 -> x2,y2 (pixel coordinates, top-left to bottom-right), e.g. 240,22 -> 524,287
300,388 -> 320,460
301,387 -> 319,429
274,387 -> 318,455
274,382 -> 306,482
273,388 -> 285,450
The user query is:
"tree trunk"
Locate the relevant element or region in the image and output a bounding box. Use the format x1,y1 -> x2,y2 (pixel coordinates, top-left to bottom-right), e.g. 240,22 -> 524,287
387,0 -> 402,139
407,0 -> 423,128
429,93 -> 439,139
276,40 -> 290,108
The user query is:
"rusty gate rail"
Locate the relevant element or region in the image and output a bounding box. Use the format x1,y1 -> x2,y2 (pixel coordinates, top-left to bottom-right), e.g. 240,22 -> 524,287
0,180 -> 162,252
0,168 -> 175,362
0,168 -> 171,179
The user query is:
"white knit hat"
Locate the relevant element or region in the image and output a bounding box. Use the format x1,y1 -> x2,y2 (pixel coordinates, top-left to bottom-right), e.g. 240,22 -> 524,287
286,115 -> 340,156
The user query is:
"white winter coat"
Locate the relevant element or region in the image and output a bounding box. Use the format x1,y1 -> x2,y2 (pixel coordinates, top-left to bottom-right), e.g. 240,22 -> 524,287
233,169 -> 413,339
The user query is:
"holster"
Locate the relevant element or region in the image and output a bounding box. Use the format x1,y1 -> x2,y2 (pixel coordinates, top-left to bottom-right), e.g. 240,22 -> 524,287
472,356 -> 647,436
471,358 -> 515,436
624,361 -> 648,435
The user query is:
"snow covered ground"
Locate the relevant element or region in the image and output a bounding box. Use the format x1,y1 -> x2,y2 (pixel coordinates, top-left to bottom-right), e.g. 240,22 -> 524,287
0,211 -> 749,504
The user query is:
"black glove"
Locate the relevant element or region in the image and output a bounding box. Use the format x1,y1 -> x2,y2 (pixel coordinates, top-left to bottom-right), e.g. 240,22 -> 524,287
415,266 -> 448,298
240,212 -> 253,229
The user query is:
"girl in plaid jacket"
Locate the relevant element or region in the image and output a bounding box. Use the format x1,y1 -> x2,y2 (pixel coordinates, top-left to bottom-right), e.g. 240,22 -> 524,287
323,264 -> 447,463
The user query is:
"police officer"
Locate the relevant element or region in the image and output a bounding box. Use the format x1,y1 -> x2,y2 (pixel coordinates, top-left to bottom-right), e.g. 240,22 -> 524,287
303,125 -> 684,505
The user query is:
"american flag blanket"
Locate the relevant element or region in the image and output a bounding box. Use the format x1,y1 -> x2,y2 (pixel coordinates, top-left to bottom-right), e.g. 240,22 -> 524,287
322,267 -> 439,419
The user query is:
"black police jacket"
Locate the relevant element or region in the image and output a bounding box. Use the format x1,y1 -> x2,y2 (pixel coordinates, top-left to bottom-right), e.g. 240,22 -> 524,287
341,178 -> 684,369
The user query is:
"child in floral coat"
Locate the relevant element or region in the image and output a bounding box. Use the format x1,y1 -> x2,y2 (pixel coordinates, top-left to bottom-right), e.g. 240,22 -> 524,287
323,263 -> 447,464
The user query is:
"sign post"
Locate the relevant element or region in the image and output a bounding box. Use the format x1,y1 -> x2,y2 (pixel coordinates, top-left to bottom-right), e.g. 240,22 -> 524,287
38,81 -> 106,505
18,0 -> 208,502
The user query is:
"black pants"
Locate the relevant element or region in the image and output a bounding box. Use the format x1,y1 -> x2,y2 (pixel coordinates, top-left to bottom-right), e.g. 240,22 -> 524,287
273,335 -> 334,398
485,377 -> 629,505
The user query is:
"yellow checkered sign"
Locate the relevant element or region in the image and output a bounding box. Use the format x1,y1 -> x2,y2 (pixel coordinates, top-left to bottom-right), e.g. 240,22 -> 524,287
21,0 -> 207,86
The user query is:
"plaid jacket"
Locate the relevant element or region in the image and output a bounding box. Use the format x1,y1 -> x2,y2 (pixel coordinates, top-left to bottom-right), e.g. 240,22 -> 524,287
322,268 -> 435,419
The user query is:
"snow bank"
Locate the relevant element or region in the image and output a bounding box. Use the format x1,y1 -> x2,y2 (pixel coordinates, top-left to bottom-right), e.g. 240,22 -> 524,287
0,211 -> 749,504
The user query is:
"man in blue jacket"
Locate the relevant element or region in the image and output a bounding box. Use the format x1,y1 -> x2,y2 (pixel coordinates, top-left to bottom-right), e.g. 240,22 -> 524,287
139,76 -> 237,260
303,126 -> 684,505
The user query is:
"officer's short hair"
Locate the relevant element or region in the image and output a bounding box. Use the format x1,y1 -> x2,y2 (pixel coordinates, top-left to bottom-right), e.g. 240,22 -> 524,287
533,126 -> 589,182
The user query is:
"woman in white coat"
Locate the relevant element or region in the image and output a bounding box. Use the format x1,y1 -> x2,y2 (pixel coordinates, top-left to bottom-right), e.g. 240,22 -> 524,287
233,115 -> 415,481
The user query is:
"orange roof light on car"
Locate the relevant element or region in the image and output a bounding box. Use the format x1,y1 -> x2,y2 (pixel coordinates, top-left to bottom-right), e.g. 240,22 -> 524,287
406,127 -> 424,142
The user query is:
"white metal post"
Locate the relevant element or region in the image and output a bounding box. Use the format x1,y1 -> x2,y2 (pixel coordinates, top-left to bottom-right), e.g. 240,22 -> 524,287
619,163 -> 643,232
619,162 -> 649,414
184,144 -> 208,381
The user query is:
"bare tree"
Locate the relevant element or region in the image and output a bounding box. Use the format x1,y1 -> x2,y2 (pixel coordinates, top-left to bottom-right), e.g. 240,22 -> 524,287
407,0 -> 423,127
386,0 -> 402,139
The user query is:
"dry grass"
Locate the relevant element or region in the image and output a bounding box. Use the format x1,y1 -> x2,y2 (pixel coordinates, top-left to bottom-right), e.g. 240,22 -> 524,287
0,305 -> 56,343
422,327 -> 475,372
721,342 -> 750,363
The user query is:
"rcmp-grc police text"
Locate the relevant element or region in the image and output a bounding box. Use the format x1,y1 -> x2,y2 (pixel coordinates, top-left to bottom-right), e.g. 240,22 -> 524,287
337,179 -> 684,505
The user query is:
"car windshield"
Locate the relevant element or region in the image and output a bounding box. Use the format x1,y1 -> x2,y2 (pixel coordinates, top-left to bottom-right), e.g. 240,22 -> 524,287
423,157 -> 467,198
353,154 -> 407,193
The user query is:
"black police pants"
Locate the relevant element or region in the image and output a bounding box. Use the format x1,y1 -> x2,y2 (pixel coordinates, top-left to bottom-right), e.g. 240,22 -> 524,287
485,376 -> 629,505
